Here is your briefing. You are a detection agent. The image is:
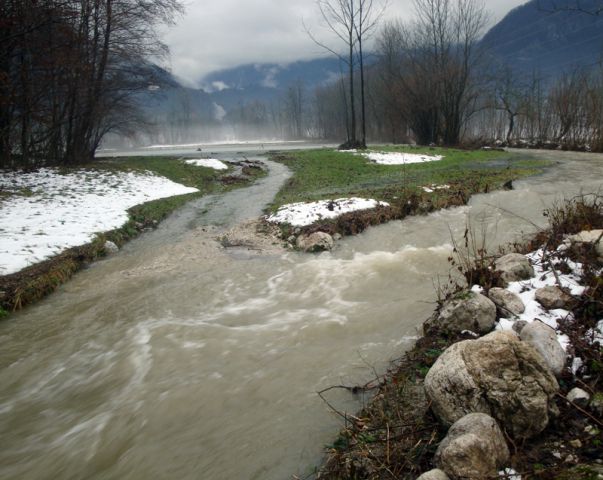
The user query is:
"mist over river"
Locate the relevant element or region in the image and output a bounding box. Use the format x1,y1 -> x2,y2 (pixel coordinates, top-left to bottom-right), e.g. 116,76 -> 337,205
1,146 -> 602,479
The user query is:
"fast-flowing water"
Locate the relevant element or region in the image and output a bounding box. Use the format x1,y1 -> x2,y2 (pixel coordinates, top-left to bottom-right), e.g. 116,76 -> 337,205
0,148 -> 601,480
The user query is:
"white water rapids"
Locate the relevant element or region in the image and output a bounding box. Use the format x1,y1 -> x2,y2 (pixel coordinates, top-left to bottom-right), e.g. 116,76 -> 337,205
0,148 -> 601,479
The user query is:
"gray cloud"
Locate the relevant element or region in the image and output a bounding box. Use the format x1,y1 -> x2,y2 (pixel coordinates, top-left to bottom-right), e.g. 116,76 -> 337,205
163,0 -> 527,86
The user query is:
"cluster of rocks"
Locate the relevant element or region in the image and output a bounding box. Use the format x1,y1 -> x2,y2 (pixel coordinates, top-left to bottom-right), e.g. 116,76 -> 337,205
416,245 -> 601,479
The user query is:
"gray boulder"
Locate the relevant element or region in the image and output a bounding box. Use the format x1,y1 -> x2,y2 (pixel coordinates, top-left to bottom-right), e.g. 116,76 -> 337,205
416,469 -> 450,480
296,232 -> 334,253
435,413 -> 510,480
424,331 -> 559,439
103,240 -> 119,255
424,292 -> 496,335
535,286 -> 573,310
566,229 -> 603,259
520,321 -> 567,377
488,287 -> 525,317
495,253 -> 535,284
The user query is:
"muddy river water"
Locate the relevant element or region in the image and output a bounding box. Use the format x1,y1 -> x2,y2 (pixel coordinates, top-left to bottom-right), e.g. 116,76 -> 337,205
0,148 -> 602,479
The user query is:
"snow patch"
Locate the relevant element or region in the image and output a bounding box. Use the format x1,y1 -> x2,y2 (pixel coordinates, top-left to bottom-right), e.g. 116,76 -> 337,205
185,158 -> 228,170
266,198 -> 390,227
0,168 -> 198,275
364,151 -> 444,165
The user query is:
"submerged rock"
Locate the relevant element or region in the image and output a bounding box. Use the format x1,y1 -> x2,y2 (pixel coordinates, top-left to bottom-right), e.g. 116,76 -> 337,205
495,253 -> 535,284
520,321 -> 567,377
424,331 -> 559,439
434,413 -> 509,480
488,287 -> 525,316
296,232 -> 334,253
535,286 -> 573,310
424,292 -> 496,335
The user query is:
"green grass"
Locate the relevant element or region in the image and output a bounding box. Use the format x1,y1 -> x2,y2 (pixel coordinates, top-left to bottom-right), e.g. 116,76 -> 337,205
269,145 -> 549,210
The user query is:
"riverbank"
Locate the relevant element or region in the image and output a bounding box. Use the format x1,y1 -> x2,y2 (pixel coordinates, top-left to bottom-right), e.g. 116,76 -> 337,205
0,156 -> 266,315
267,146 -> 549,245
314,194 -> 603,479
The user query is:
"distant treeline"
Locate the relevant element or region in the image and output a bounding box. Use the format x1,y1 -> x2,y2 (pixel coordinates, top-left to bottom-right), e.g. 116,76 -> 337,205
0,0 -> 182,169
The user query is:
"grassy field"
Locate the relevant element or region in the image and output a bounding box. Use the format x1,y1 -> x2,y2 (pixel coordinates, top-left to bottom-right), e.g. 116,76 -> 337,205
269,146 -> 549,210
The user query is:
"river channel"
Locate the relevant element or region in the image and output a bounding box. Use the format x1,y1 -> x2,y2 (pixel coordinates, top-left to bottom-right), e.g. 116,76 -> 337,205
0,147 -> 601,479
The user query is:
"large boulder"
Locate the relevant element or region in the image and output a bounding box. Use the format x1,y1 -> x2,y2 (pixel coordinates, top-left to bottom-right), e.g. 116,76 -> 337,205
495,253 -> 535,284
416,469 -> 450,480
519,321 -> 567,377
296,232 -> 334,253
434,413 -> 510,480
424,331 -> 559,439
488,287 -> 525,317
424,292 -> 496,335
535,286 -> 573,310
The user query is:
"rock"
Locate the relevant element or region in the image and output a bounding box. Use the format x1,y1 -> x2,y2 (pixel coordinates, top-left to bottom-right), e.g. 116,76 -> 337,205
296,232 -> 334,253
333,233 -> 342,241
103,240 -> 119,254
424,331 -> 559,439
535,286 -> 573,310
567,387 -> 590,407
570,439 -> 583,449
287,235 -> 296,244
424,292 -> 496,335
567,229 -> 603,259
512,320 -> 529,334
416,469 -> 450,480
520,321 -> 567,377
494,253 -> 535,284
488,287 -> 525,316
434,413 -> 510,480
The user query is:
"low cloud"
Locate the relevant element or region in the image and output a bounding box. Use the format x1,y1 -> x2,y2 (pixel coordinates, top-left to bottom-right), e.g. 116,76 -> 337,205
163,0 -> 525,86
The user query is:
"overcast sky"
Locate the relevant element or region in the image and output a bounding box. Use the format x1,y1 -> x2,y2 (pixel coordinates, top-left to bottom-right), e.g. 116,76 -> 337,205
163,0 -> 527,86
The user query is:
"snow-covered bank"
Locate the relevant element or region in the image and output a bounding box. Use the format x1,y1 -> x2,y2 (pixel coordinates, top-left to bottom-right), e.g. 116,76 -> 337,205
0,168 -> 198,275
185,159 -> 229,170
266,198 -> 390,227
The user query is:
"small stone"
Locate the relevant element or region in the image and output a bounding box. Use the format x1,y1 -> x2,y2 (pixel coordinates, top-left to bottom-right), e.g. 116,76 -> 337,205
294,227 -> 301,235
103,240 -> 119,254
416,469 -> 450,480
333,233 -> 342,241
535,286 -> 573,310
512,320 -> 529,334
565,454 -> 578,463
569,439 -> 583,449
552,451 -> 562,459
287,235 -> 296,243
567,387 -> 591,407
585,425 -> 599,435
296,232 -> 334,253
488,287 -> 525,316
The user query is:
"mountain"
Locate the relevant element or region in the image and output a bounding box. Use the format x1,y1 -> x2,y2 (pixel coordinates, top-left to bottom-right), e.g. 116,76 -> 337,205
200,57 -> 344,110
481,0 -> 603,76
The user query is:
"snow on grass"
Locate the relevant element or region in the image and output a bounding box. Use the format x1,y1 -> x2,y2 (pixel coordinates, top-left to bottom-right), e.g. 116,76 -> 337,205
0,168 -> 198,275
363,151 -> 444,165
185,159 -> 229,170
266,198 -> 390,227
422,184 -> 451,193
